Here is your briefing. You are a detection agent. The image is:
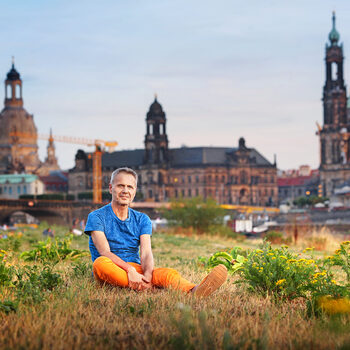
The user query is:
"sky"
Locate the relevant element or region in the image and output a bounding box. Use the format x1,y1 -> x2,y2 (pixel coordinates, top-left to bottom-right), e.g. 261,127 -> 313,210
0,0 -> 349,170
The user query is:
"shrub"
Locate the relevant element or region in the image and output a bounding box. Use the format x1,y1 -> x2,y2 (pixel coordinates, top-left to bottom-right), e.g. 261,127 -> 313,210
0,235 -> 22,252
239,242 -> 319,299
0,251 -> 14,287
162,197 -> 226,233
324,241 -> 350,283
20,236 -> 89,263
14,264 -> 62,304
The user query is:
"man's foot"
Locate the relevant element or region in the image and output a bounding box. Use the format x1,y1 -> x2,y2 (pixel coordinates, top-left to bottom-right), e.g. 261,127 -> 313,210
192,264 -> 228,297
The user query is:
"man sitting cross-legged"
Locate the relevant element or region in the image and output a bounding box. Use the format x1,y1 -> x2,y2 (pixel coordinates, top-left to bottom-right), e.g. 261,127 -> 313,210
84,167 -> 227,296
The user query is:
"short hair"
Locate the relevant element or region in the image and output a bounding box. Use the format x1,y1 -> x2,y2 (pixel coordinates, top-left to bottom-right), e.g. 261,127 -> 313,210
110,167 -> 138,186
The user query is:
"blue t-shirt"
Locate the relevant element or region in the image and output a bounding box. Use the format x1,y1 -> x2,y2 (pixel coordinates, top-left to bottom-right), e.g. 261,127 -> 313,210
84,203 -> 152,264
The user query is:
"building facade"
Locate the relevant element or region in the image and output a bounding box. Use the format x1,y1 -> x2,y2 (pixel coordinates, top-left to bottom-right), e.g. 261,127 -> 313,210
0,62 -> 59,175
318,13 -> 350,196
69,97 -> 278,205
278,166 -> 320,204
0,174 -> 44,199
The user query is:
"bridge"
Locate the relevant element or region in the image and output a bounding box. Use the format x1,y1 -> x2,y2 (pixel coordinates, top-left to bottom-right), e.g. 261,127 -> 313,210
0,199 -> 280,226
0,199 -> 169,226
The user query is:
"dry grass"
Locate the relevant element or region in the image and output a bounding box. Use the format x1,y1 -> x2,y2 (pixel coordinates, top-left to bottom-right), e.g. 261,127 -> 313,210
1,230 -> 350,349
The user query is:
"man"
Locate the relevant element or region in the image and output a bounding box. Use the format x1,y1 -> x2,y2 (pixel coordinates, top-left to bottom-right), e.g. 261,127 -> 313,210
84,167 -> 227,296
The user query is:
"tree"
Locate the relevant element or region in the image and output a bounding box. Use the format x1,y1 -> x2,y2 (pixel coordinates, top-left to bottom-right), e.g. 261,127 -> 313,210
162,197 -> 225,232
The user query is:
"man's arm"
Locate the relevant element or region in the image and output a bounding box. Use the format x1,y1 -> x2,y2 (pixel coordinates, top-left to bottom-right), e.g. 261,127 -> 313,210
140,234 -> 154,283
91,230 -> 146,290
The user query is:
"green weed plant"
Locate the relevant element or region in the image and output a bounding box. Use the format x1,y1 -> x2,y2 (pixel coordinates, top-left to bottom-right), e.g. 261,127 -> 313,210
203,241 -> 350,303
20,235 -> 89,263
0,250 -> 14,287
14,264 -> 62,304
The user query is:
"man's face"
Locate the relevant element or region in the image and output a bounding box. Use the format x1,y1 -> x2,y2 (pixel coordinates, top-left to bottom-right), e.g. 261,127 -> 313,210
109,172 -> 137,206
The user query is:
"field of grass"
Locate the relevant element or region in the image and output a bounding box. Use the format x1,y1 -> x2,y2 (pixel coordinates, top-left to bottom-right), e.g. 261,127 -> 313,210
1,225 -> 350,349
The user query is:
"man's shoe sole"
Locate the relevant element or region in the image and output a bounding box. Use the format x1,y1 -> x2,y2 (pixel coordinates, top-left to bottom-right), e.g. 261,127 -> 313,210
194,264 -> 228,297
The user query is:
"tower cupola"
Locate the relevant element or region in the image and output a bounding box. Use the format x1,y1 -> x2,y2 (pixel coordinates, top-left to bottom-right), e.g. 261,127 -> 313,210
328,12 -> 340,46
4,58 -> 23,108
144,95 -> 169,164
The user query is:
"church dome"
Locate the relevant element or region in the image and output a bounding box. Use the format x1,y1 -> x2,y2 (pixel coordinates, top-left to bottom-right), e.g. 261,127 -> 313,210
147,96 -> 166,119
6,64 -> 20,81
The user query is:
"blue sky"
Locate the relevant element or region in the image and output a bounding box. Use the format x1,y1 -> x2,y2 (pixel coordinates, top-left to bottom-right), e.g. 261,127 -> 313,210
0,0 -> 349,170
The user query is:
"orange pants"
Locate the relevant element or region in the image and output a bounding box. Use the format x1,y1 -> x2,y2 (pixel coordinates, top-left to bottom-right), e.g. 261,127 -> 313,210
93,256 -> 196,293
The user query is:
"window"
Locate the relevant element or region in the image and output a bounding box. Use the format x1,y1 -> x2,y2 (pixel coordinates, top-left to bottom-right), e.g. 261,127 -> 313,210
175,189 -> 178,198
17,186 -> 21,194
215,175 -> 219,183
195,188 -> 199,196
9,187 -> 12,195
188,176 -> 191,183
16,84 -> 21,98
182,176 -> 185,184
332,62 -> 338,81
23,185 -> 27,194
0,187 -> 2,194
188,189 -> 191,197
222,175 -> 225,182
77,176 -> 83,189
240,171 -> 248,184
195,176 -> 199,183
4,186 -> 7,193
181,189 -> 185,197
148,189 -> 153,198
6,84 -> 11,98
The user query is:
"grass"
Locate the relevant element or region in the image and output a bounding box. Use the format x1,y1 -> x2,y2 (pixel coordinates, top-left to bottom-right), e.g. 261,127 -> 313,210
1,225 -> 350,349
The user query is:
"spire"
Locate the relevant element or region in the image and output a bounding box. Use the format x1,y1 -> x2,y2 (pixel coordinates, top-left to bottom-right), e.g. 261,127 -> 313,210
49,128 -> 54,144
154,93 -> 158,101
329,11 -> 340,46
6,58 -> 21,81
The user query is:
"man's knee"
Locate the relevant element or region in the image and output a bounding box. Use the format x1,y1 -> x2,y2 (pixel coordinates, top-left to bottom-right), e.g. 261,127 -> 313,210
93,256 -> 112,273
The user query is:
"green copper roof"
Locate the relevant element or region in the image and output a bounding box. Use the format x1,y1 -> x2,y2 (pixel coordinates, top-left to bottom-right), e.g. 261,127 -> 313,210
347,97 -> 350,109
329,12 -> 340,45
0,174 -> 38,184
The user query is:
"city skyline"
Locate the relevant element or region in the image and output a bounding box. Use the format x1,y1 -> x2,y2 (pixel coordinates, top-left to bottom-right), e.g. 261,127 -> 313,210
0,0 -> 349,170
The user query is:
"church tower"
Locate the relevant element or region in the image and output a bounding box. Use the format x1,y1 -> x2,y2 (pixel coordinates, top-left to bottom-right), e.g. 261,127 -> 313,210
144,95 -> 169,164
0,60 -> 41,173
141,96 -> 170,202
319,13 -> 350,196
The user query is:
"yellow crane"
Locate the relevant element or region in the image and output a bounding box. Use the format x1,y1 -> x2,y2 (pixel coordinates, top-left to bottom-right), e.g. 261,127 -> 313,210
9,130 -> 118,203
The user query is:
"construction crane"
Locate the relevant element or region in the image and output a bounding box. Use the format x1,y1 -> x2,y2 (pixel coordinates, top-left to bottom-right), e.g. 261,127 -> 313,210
9,130 -> 118,203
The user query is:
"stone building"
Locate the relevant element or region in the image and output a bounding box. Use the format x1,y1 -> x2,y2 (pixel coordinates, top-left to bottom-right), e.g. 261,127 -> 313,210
69,97 -> 278,206
278,167 -> 320,204
0,61 -> 59,175
0,174 -> 44,199
318,13 -> 350,196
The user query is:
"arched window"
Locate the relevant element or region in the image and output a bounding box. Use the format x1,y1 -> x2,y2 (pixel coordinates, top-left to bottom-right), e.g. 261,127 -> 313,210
6,84 -> 11,98
16,84 -> 21,98
332,62 -> 338,81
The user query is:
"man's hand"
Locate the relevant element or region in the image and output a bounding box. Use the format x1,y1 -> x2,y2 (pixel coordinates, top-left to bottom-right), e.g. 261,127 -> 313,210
141,271 -> 153,290
127,267 -> 151,291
